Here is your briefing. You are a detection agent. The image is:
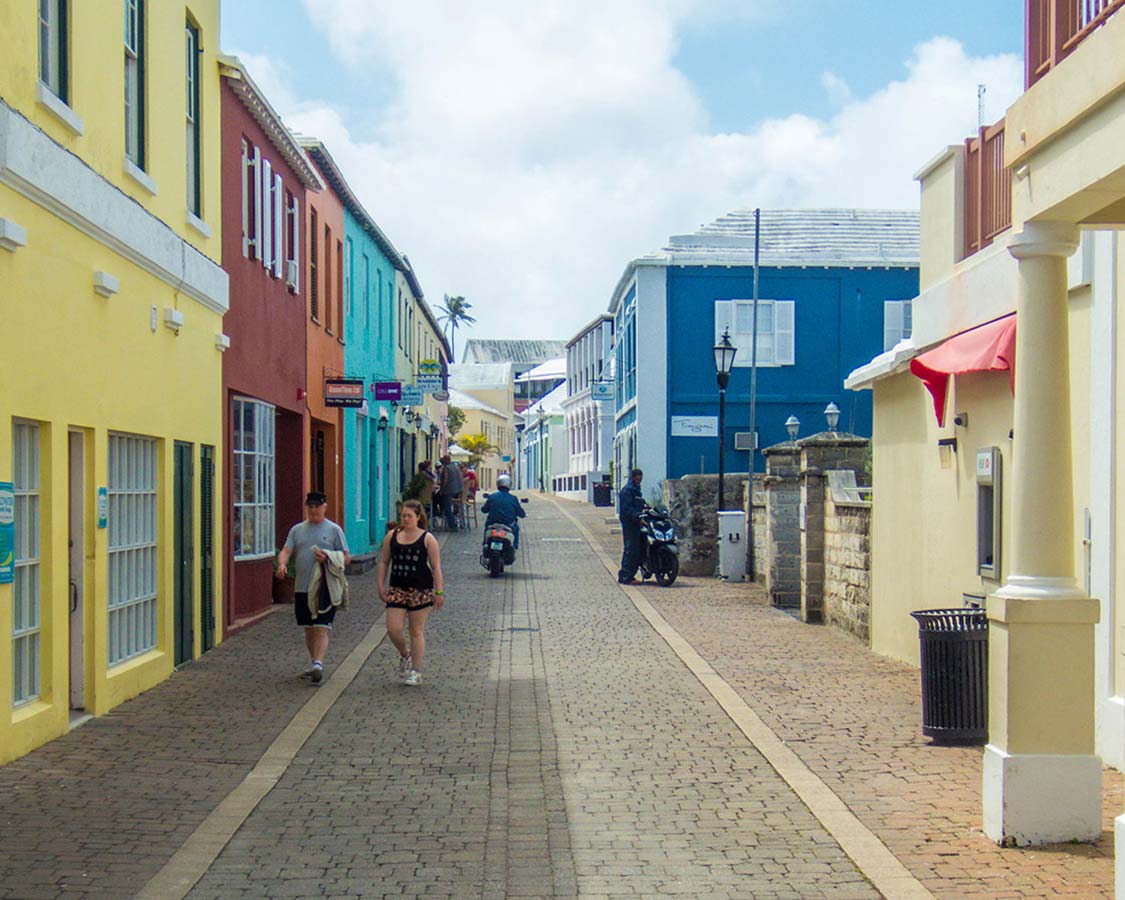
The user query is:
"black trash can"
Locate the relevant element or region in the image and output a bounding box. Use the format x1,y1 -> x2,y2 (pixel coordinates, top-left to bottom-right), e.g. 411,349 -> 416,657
592,482 -> 612,507
910,608 -> 988,744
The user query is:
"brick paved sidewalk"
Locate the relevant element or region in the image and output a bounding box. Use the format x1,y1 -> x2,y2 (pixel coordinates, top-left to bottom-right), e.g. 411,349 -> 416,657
560,495 -> 1122,899
0,582 -> 388,900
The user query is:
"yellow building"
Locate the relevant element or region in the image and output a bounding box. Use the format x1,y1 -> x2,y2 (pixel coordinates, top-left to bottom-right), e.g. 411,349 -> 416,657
848,2 -> 1125,856
393,260 -> 451,488
448,362 -> 516,490
448,389 -> 513,493
0,1 -> 226,764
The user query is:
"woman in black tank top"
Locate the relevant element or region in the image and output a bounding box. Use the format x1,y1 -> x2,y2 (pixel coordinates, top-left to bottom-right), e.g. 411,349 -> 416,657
376,500 -> 445,685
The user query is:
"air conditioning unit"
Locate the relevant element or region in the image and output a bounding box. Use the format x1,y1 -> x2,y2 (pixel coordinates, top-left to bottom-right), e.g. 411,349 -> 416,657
285,259 -> 299,288
734,431 -> 757,451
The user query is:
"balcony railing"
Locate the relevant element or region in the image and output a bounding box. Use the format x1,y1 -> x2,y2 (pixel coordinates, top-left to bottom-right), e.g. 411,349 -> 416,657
1026,0 -> 1125,87
963,118 -> 1012,259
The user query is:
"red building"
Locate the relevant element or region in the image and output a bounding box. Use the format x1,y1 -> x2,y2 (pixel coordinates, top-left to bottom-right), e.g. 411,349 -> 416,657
219,57 -> 324,632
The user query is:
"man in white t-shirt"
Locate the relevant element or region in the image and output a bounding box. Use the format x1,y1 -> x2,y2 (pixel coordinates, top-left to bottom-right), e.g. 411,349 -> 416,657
276,491 -> 350,683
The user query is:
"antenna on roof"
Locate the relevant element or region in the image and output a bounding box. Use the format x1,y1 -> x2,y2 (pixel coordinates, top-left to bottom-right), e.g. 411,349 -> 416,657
977,84 -> 986,129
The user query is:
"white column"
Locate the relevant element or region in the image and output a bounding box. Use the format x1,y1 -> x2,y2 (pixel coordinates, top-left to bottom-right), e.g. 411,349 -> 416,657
984,222 -> 1101,846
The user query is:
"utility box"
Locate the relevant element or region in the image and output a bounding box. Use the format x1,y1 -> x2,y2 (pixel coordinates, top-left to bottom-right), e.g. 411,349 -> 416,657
717,510 -> 746,580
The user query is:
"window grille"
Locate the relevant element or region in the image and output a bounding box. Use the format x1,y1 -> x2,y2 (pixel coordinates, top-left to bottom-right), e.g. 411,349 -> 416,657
107,433 -> 158,666
12,422 -> 41,705
233,398 -> 275,558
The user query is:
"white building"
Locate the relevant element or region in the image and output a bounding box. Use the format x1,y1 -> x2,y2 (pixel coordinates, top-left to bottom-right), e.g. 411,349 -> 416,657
559,315 -> 614,501
520,384 -> 567,494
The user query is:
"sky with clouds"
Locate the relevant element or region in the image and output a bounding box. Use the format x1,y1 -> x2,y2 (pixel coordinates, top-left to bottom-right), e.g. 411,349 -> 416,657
222,1 -> 1024,351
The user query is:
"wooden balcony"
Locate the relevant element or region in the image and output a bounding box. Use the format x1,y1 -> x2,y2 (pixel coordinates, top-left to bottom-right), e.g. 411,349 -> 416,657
963,119 -> 1011,259
1026,0 -> 1125,87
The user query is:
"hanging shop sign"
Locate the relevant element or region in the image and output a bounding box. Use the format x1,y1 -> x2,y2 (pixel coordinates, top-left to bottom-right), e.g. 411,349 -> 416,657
324,378 -> 366,407
373,381 -> 402,402
591,382 -> 614,401
400,385 -> 425,406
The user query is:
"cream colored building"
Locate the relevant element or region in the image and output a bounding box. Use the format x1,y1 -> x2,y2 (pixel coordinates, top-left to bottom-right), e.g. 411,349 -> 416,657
848,3 -> 1125,865
447,389 -> 512,493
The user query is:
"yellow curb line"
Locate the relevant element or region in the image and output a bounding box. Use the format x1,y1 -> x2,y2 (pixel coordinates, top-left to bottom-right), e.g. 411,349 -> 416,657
129,529 -> 463,900
548,497 -> 934,900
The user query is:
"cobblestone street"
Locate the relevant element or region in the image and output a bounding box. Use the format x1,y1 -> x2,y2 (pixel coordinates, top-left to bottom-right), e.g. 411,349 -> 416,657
0,496 -> 1118,899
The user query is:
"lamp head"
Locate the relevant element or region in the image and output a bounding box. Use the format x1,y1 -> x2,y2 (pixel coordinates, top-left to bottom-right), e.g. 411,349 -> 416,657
785,415 -> 800,441
824,402 -> 840,432
713,328 -> 737,386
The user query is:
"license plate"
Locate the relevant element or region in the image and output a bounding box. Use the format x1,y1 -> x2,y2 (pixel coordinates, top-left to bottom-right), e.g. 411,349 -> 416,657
490,541 -> 504,550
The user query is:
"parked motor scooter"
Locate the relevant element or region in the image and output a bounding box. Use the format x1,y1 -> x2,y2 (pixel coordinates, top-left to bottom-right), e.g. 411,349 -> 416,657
479,493 -> 530,577
637,505 -> 679,586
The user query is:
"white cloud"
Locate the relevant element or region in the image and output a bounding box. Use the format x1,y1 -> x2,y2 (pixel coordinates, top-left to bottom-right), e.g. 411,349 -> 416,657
240,6 -> 1021,347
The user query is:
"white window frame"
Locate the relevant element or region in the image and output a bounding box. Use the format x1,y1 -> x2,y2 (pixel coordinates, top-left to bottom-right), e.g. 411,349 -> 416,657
344,238 -> 353,318
12,422 -> 41,706
884,299 -> 913,352
362,254 -> 370,330
39,0 -> 67,101
107,433 -> 158,667
233,398 -> 276,560
354,413 -> 366,522
185,19 -> 200,216
714,299 -> 795,367
124,0 -> 144,168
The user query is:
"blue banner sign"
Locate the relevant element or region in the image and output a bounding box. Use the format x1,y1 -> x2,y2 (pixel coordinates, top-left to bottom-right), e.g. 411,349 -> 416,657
0,482 -> 14,584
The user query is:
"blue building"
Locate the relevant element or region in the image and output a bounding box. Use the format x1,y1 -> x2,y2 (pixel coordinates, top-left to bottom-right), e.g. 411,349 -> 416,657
609,209 -> 919,490
302,144 -> 402,562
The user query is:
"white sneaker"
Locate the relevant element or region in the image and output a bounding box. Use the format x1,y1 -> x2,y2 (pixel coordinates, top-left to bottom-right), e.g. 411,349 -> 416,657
300,664 -> 316,679
397,654 -> 413,680
310,662 -> 324,684
403,669 -> 422,686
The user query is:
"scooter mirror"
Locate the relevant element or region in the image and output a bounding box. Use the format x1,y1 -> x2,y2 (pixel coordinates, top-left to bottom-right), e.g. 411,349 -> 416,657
481,492 -> 491,498
521,498 -> 530,503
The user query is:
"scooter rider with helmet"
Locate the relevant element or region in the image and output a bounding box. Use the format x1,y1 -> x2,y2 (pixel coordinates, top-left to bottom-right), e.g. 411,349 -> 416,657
481,473 -> 526,549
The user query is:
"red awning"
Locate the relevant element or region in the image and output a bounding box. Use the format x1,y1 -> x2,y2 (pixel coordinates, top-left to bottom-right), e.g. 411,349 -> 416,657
909,314 -> 1016,426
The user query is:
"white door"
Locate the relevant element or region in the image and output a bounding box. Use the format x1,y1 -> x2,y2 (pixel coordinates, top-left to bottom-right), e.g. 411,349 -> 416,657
68,431 -> 84,710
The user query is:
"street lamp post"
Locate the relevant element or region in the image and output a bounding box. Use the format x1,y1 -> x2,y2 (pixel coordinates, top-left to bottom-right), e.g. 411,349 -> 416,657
713,328 -> 737,511
514,422 -> 525,489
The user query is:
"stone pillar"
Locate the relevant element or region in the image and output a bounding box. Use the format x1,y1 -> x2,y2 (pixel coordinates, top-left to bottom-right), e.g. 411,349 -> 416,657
798,434 -> 869,624
983,222 -> 1100,846
764,442 -> 801,608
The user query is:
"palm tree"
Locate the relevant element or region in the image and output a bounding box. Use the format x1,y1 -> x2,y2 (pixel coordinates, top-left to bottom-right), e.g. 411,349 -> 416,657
437,294 -> 477,362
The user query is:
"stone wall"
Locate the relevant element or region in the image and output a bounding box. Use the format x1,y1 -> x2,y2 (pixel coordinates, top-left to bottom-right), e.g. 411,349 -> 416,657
662,473 -> 751,577
823,471 -> 872,641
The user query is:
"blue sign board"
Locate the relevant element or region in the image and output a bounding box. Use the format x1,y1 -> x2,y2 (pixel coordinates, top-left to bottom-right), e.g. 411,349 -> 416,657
591,382 -> 614,401
97,486 -> 108,529
0,482 -> 14,584
400,385 -> 424,406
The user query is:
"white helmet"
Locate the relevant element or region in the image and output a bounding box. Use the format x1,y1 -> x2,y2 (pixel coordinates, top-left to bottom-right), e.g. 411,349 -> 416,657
497,473 -> 512,488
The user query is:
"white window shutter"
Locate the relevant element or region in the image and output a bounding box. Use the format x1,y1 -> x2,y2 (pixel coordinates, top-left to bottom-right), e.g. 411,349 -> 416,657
272,173 -> 283,278
241,142 -> 250,257
260,158 -> 273,270
774,300 -> 795,366
714,299 -> 734,345
251,146 -> 262,260
290,198 -> 300,293
884,301 -> 903,351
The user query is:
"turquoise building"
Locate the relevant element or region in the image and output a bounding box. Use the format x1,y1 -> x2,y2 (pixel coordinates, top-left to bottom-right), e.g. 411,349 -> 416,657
303,145 -> 401,564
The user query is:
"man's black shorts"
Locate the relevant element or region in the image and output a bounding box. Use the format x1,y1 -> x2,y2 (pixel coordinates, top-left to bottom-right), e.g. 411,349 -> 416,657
294,591 -> 336,628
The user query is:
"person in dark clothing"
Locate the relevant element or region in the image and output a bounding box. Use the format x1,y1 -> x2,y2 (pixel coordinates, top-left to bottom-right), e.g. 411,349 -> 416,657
617,468 -> 646,584
481,473 -> 526,549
